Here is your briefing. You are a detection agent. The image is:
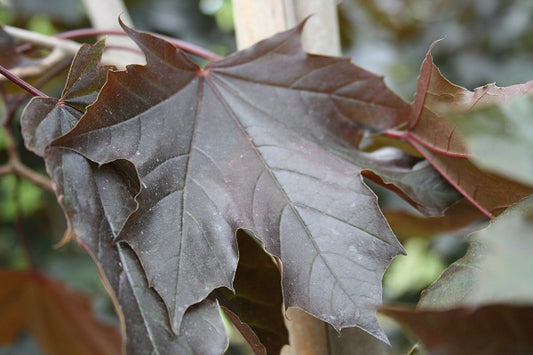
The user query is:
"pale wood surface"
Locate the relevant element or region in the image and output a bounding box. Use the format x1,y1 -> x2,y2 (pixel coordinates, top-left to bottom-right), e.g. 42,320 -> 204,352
232,0 -> 340,56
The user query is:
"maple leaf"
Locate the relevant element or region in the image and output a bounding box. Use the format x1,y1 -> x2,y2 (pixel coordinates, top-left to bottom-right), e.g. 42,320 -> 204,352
0,270 -> 121,355
395,43 -> 533,217
52,22 -> 407,341
21,41 -> 228,353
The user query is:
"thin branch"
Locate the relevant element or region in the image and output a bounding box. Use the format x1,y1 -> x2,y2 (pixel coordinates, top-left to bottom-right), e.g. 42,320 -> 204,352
10,161 -> 54,193
56,28 -> 223,62
3,25 -> 81,54
0,122 -> 54,193
0,64 -> 48,97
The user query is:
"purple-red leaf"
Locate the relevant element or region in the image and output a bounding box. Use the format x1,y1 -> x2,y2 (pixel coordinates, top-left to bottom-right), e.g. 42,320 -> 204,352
408,43 -> 533,157
21,40 -> 228,354
53,23 -> 406,341
402,44 -> 533,217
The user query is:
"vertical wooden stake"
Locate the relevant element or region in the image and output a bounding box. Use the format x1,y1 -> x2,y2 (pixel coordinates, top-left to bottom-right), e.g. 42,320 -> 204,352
232,1 -> 341,353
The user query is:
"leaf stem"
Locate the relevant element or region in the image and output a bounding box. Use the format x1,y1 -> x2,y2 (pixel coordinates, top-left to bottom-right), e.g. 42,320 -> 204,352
408,139 -> 494,219
406,133 -> 470,158
384,128 -> 470,158
0,64 -> 48,98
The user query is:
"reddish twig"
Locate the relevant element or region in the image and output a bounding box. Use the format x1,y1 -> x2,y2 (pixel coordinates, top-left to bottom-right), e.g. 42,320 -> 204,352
0,64 -> 48,98
56,28 -> 223,62
408,139 -> 494,219
383,129 -> 406,139
405,133 -> 470,159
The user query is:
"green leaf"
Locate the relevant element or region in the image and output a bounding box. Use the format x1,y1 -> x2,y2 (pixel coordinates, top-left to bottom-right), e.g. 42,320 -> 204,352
452,95 -> 533,187
52,22 -> 407,342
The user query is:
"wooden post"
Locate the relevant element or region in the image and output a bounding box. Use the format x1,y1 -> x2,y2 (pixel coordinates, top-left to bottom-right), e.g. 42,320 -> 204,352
232,0 -> 340,56
232,1 -> 341,353
81,0 -> 144,67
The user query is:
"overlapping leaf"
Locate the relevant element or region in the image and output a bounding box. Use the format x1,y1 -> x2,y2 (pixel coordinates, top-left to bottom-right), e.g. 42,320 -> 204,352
359,148 -> 461,215
407,43 -> 533,156
451,95 -> 533,187
52,23 -> 406,341
383,199 -> 484,242
403,45 -> 533,217
21,41 -> 228,354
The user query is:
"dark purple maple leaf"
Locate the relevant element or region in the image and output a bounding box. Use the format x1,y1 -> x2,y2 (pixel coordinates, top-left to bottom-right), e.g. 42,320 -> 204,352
21,41 -> 228,354
53,22 -> 407,341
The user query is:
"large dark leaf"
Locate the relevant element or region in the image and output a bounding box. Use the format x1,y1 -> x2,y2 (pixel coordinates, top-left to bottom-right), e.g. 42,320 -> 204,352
21,41 -> 228,354
53,22 -> 406,341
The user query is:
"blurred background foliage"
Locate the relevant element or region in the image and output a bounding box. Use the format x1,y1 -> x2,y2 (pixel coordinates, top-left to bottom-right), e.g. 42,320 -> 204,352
1,0 -> 532,353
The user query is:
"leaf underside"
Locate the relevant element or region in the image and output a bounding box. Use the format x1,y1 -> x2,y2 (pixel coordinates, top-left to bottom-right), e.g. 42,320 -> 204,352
52,22 -> 406,342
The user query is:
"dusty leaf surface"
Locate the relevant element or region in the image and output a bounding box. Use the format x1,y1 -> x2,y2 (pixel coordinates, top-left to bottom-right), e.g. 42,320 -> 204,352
21,41 -> 228,354
53,22 -> 407,341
